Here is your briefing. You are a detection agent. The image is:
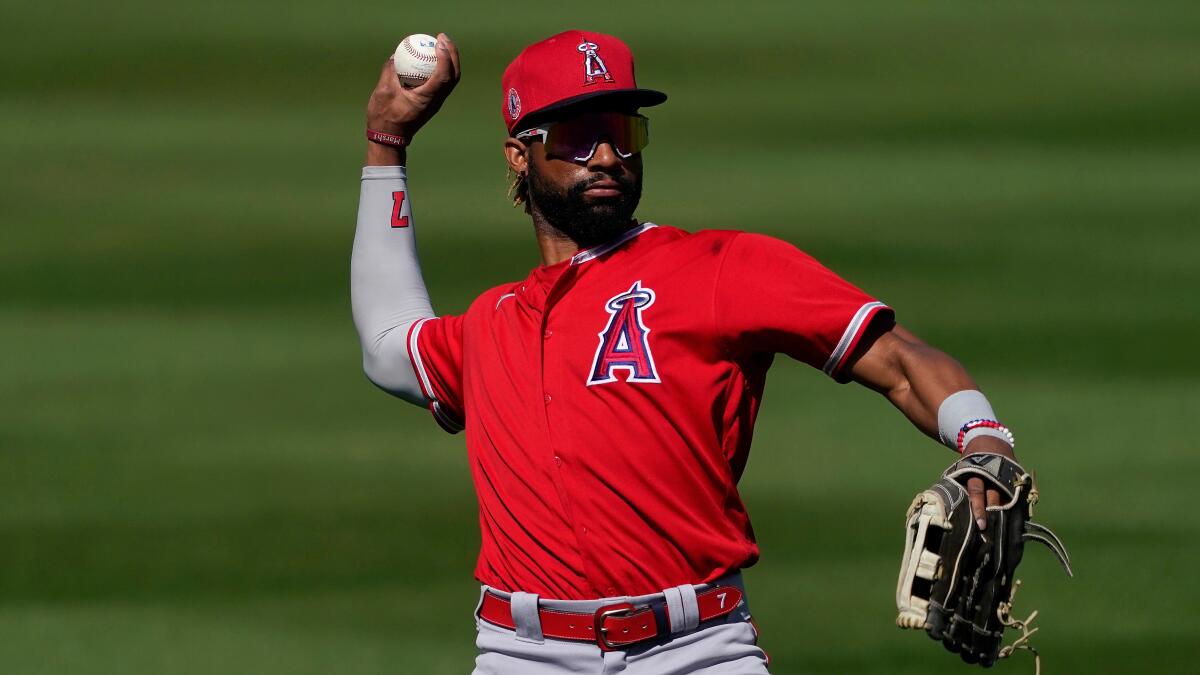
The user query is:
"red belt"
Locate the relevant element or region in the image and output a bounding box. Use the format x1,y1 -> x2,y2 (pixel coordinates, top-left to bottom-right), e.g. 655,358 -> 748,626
478,585 -> 744,651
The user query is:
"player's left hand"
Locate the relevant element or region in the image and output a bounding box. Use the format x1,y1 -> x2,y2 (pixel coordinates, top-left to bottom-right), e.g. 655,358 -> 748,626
895,451 -> 1072,668
962,436 -> 1018,531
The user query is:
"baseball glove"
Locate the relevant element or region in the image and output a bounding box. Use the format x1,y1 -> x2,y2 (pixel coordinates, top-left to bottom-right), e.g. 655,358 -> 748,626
896,453 -> 1072,671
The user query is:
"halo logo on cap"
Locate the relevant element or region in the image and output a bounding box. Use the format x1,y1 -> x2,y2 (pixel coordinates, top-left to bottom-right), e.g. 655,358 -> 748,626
578,39 -> 614,86
500,30 -> 666,133
507,88 -> 522,120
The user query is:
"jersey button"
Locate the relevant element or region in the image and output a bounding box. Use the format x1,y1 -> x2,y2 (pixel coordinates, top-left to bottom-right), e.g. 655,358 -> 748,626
544,394 -> 552,405
554,456 -> 561,466
543,329 -> 553,338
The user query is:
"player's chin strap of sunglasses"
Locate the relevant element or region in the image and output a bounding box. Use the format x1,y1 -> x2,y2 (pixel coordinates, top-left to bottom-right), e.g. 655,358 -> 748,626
478,584 -> 743,651
514,113 -> 649,163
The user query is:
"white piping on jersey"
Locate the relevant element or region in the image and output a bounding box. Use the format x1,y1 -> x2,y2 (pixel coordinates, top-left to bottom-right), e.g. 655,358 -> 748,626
408,317 -> 437,399
431,400 -> 464,432
411,320 -> 463,431
495,293 -> 516,310
823,301 -> 889,376
570,222 -> 658,265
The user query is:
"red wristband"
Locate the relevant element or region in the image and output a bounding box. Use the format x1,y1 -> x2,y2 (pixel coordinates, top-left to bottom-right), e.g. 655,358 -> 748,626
366,128 -> 409,148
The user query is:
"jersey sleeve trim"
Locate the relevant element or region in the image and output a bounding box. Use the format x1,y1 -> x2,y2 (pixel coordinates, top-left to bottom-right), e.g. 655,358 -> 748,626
406,317 -> 436,400
406,317 -> 465,434
430,401 -> 465,434
822,301 -> 892,379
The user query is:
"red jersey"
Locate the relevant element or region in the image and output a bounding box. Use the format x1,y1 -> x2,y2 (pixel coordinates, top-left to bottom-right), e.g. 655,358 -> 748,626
407,224 -> 893,599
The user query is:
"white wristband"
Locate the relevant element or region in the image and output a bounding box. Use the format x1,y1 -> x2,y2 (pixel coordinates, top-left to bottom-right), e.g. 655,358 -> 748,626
936,390 -> 1014,453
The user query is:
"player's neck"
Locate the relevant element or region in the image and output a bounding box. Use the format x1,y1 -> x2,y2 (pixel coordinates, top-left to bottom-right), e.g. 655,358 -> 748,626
530,211 -> 640,266
532,219 -> 583,267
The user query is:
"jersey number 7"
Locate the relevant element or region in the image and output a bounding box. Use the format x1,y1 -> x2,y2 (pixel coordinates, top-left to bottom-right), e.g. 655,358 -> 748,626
391,191 -> 409,228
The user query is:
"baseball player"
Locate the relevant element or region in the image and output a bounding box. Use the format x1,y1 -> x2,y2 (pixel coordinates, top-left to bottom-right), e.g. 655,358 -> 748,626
353,30 -> 1021,674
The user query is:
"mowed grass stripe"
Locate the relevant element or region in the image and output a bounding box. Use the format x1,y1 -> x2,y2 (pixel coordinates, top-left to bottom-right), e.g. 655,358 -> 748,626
3,0 -> 1199,673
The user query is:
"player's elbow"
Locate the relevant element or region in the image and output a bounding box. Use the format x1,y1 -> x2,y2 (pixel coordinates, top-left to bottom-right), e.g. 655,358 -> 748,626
362,356 -> 427,405
360,341 -> 429,406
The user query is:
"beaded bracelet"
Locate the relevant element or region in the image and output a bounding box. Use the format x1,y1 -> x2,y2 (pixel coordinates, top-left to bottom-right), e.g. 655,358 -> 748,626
956,419 -> 1015,453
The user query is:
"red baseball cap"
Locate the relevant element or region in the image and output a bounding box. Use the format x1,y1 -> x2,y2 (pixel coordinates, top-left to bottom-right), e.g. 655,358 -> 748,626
501,30 -> 667,134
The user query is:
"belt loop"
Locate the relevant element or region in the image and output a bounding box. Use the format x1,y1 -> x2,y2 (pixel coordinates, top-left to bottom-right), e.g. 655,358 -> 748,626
474,586 -> 488,618
679,583 -> 700,631
509,591 -> 544,643
662,586 -> 686,634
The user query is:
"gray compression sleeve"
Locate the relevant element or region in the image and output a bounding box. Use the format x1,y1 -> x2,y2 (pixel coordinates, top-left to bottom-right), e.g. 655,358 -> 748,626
351,165 -> 434,405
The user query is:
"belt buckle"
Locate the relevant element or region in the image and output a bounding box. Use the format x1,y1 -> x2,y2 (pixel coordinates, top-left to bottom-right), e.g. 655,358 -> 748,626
593,602 -> 637,652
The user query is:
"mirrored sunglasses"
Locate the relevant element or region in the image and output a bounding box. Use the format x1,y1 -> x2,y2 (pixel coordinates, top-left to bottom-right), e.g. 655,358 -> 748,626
516,112 -> 650,163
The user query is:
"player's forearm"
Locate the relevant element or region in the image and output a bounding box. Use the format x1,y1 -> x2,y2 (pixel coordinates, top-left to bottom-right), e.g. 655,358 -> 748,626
351,165 -> 433,404
893,361 -> 1016,458
879,337 -> 973,440
854,324 -> 1012,454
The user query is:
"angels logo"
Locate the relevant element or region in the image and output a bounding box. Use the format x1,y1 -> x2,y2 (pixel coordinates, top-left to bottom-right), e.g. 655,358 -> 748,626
587,281 -> 660,385
578,39 -> 614,86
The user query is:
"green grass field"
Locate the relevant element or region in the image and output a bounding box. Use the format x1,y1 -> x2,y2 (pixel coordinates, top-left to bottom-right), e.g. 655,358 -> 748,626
3,1 -> 1199,672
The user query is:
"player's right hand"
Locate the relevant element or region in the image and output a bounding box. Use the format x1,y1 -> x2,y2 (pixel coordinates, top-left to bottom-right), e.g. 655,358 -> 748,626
365,32 -> 460,156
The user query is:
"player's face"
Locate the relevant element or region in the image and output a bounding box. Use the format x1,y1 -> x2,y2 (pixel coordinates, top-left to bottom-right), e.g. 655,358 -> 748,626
520,112 -> 645,249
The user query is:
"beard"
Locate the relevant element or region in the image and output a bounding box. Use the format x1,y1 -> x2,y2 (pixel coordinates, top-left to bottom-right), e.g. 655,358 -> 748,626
526,166 -> 643,249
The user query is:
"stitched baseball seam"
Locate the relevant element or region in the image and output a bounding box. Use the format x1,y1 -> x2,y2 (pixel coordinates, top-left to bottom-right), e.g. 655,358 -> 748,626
402,38 -> 438,63
396,71 -> 429,81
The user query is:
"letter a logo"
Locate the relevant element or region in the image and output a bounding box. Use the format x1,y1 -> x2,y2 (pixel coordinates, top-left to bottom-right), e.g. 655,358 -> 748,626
588,281 -> 660,386
578,39 -> 614,86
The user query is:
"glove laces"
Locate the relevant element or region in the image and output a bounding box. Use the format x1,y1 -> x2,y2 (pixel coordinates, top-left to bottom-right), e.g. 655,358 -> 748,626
997,579 -> 1043,675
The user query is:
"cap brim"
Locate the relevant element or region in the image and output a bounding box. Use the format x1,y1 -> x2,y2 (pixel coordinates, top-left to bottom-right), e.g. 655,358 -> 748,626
511,88 -> 667,132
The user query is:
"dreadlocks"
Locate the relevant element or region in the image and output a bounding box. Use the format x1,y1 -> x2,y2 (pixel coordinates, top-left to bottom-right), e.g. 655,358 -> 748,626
508,167 -> 531,213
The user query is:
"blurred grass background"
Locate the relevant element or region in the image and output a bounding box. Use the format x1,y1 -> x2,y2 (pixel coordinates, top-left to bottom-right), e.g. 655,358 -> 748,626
2,0 -> 1198,673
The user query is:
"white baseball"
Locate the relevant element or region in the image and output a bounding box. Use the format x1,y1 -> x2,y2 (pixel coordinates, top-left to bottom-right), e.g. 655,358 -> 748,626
393,34 -> 439,87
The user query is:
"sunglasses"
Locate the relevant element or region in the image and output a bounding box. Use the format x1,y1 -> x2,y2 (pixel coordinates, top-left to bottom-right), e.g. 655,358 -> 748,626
515,112 -> 650,163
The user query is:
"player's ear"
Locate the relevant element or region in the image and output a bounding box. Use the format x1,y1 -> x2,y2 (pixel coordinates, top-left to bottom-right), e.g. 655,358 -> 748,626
503,138 -> 528,175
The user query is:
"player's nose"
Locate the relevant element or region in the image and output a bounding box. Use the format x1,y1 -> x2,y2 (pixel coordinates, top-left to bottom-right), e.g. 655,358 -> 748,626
587,140 -> 622,170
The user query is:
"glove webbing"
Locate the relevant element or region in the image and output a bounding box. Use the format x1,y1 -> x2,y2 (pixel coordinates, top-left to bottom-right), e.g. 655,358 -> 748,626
995,478 -> 1045,675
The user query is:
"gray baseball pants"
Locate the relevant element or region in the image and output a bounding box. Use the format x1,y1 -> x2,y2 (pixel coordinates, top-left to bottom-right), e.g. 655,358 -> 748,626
471,573 -> 770,674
